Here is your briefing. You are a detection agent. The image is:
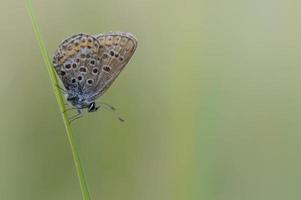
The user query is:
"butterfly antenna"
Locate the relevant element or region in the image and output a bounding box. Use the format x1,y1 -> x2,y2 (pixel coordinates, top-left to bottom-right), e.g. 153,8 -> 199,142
99,102 -> 125,122
98,102 -> 116,111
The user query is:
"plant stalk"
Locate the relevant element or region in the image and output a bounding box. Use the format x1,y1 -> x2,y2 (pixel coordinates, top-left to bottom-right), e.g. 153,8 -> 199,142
25,1 -> 91,199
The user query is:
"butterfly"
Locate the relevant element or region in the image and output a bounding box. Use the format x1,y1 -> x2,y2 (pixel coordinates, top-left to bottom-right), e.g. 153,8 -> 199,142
53,32 -> 137,121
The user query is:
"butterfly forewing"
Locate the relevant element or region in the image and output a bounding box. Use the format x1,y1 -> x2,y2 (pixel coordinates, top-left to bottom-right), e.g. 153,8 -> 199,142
91,32 -> 137,98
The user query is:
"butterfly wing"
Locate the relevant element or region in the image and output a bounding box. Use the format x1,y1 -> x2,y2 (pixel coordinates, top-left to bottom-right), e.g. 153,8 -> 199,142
53,33 -> 102,95
88,32 -> 137,100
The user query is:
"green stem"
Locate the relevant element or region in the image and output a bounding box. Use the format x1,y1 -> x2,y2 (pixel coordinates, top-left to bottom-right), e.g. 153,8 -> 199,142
25,1 -> 91,200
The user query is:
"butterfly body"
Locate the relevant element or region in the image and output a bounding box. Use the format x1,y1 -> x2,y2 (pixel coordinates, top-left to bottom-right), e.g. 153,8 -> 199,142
53,32 -> 137,116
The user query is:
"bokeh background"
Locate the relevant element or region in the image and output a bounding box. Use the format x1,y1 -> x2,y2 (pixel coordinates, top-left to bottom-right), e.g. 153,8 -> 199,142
1,0 -> 301,199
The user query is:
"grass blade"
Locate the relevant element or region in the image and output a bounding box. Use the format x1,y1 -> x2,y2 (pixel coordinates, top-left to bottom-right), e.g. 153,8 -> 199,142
25,1 -> 91,199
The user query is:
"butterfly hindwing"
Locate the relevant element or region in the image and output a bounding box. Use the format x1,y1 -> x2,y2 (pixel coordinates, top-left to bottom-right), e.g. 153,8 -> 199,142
53,33 -> 101,93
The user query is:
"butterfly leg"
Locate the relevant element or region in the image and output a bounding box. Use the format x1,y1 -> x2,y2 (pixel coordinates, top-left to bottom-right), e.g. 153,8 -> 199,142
63,107 -> 77,113
69,109 -> 83,123
64,104 -> 88,114
55,84 -> 67,94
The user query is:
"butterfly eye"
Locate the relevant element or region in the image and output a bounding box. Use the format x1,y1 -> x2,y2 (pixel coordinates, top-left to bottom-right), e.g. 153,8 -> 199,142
72,63 -> 77,69
87,79 -> 94,85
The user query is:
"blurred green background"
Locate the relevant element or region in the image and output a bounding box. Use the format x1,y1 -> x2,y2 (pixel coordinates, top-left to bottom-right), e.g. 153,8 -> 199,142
1,0 -> 301,199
